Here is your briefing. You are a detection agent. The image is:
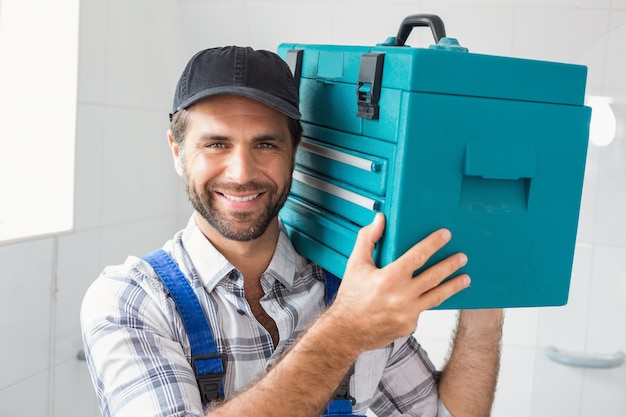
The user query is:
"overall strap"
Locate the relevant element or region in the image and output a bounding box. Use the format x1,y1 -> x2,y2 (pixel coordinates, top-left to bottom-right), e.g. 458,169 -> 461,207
324,269 -> 342,305
142,249 -> 225,403
141,251 -> 361,415
323,270 -> 364,417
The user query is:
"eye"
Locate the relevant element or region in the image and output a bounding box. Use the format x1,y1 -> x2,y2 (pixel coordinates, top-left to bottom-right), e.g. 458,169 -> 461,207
257,142 -> 276,150
205,142 -> 227,149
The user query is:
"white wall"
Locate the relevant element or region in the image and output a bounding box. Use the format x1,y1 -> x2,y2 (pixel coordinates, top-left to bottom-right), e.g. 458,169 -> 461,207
0,0 -> 191,415
0,0 -> 624,416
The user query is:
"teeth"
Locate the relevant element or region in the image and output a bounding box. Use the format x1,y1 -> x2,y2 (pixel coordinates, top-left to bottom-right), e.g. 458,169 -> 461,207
223,193 -> 260,202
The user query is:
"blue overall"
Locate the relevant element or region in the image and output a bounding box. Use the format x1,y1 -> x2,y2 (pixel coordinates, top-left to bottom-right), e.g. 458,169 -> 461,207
142,249 -> 365,416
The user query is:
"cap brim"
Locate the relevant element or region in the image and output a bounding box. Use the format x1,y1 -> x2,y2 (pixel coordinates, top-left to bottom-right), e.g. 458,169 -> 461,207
176,86 -> 301,120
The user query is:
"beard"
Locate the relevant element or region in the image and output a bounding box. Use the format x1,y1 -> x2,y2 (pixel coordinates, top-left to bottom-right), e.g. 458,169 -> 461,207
182,164 -> 292,242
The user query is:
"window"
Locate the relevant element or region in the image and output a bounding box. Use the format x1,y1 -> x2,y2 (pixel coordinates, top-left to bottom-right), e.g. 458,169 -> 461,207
0,0 -> 79,242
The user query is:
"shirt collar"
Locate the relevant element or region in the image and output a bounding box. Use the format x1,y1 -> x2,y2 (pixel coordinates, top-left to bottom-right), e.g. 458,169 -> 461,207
180,216 -> 297,292
265,221 -> 297,290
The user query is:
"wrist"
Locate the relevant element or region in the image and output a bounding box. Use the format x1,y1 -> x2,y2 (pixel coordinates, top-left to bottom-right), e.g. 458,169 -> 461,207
313,306 -> 367,361
457,309 -> 504,339
459,309 -> 504,326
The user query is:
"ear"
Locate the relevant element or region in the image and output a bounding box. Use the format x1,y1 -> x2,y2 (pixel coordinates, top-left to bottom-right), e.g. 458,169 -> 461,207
291,142 -> 299,172
168,129 -> 184,177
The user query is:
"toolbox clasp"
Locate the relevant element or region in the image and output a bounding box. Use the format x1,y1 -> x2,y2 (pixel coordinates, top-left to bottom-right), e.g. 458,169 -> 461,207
356,53 -> 385,120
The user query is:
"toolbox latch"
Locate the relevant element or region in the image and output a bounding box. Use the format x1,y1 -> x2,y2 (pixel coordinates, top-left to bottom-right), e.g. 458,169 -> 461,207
286,49 -> 304,91
356,53 -> 385,120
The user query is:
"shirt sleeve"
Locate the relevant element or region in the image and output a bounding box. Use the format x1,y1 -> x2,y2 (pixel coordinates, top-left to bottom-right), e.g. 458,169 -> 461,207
80,259 -> 205,417
368,336 -> 453,417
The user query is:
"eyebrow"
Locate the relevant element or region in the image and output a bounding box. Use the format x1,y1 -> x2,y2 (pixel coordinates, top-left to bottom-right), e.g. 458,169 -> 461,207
191,132 -> 291,145
251,134 -> 290,145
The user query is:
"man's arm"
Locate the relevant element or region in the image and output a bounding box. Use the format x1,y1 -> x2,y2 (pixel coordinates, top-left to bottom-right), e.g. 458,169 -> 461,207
439,309 -> 504,417
206,213 -> 471,417
205,308 -> 360,416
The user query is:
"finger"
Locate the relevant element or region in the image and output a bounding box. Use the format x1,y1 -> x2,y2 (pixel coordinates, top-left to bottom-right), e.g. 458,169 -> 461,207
386,228 -> 452,277
419,273 -> 471,310
347,213 -> 386,268
412,252 -> 468,294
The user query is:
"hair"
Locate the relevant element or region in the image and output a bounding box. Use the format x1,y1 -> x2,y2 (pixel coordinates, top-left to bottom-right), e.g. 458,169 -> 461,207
169,107 -> 303,150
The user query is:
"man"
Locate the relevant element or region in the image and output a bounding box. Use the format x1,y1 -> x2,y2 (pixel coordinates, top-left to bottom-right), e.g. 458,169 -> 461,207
81,46 -> 503,417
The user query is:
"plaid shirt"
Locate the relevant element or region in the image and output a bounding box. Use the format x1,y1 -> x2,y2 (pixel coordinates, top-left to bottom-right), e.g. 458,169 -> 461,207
81,216 -> 452,417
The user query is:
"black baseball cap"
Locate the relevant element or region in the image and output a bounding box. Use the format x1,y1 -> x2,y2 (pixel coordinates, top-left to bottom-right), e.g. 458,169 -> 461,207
171,46 -> 301,120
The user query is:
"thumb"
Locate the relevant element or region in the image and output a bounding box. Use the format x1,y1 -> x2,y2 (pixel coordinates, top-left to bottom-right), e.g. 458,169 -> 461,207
348,213 -> 386,267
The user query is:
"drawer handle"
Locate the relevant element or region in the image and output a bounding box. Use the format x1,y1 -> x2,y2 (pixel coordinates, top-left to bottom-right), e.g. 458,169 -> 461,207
299,141 -> 381,172
546,345 -> 625,369
293,171 -> 379,211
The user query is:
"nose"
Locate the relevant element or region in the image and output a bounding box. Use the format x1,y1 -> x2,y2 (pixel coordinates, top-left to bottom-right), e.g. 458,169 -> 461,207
224,146 -> 259,184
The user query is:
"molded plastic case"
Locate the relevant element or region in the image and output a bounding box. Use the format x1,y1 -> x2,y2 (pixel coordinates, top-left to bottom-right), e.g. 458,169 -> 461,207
278,15 -> 591,309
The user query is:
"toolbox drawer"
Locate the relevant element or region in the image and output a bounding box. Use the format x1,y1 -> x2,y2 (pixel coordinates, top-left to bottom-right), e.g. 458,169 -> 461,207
290,170 -> 380,227
296,138 -> 388,196
280,197 -> 362,277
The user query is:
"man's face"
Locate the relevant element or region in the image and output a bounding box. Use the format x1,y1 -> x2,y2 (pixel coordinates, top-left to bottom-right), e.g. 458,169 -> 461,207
172,95 -> 295,242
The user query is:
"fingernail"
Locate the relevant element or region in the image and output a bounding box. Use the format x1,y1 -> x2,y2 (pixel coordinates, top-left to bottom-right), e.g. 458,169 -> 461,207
459,253 -> 468,266
464,276 -> 471,287
440,229 -> 451,241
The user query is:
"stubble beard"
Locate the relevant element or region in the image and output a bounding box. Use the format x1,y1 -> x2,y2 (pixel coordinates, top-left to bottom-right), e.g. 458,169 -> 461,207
182,164 -> 291,242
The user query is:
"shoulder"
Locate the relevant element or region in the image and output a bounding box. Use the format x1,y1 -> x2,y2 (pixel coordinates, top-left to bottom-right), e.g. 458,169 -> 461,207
83,255 -> 166,303
80,254 -> 178,339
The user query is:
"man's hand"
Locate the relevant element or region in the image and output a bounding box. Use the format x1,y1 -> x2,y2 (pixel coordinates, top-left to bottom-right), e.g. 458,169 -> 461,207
204,213 -> 474,417
327,213 -> 471,354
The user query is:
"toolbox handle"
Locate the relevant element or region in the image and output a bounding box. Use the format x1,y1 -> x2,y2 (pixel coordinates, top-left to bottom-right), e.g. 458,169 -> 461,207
394,14 -> 447,46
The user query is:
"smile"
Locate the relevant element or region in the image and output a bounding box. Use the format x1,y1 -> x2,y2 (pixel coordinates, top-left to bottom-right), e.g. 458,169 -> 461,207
221,193 -> 260,202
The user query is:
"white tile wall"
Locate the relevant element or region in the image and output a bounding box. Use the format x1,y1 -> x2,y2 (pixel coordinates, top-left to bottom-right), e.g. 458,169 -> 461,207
179,1 -> 249,54
104,0 -> 184,109
518,0 -> 611,7
257,2 -> 341,47
55,229 -> 103,364
73,104 -> 105,231
530,351 -> 585,417
586,246 -> 626,359
594,139 -> 626,245
614,0 -> 626,11
0,238 -> 55,414
604,22 -> 626,99
0,370 -> 50,416
0,238 -> 55,387
492,346 -> 536,417
1,1 -> 624,416
513,7 -> 610,62
579,243 -> 626,416
536,245 -> 593,352
421,3 -> 516,55
531,245 -> 593,417
52,360 -> 99,417
581,365 -> 626,417
77,0 -> 108,105
99,106 -> 173,226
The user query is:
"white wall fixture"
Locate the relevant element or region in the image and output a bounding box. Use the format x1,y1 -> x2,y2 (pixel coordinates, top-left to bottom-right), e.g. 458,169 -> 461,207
586,95 -> 616,147
546,345 -> 625,369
